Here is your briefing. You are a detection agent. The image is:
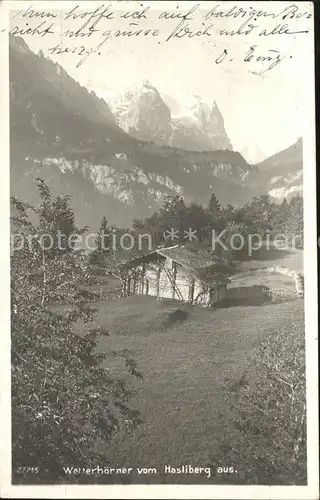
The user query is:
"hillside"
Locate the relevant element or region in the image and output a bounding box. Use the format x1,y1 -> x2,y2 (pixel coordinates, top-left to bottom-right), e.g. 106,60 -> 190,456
10,35 -> 116,127
10,35 -> 265,230
10,35 -> 303,230
73,295 -> 305,484
253,138 -> 303,200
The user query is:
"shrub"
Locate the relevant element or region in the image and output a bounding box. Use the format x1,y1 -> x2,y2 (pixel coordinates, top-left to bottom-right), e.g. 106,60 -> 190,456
210,316 -> 306,485
11,179 -> 141,484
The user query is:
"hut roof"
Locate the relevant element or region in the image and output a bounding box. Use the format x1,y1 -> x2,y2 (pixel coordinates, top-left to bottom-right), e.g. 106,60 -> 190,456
156,246 -> 222,271
119,245 -> 235,278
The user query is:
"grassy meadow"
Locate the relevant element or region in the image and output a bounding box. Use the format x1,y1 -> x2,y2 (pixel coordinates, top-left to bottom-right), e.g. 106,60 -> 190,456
75,289 -> 305,484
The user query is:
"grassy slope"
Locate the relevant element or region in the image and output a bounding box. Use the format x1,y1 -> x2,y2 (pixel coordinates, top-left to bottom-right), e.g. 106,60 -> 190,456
77,295 -> 304,483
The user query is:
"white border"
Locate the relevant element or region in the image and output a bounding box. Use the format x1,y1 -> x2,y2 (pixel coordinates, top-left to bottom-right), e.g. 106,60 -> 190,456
0,1 -> 318,498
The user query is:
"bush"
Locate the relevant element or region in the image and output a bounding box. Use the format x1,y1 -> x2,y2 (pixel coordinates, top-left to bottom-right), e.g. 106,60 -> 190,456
11,179 -> 141,484
209,317 -> 306,485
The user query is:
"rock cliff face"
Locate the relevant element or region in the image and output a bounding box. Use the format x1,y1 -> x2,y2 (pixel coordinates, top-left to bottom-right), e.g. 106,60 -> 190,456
170,97 -> 232,151
10,35 -> 302,230
10,35 -> 116,127
109,82 -> 232,151
112,80 -> 172,144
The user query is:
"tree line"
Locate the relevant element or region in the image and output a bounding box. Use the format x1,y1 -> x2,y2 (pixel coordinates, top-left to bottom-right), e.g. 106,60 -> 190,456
10,178 -> 304,484
11,178 -> 141,483
90,191 -> 303,267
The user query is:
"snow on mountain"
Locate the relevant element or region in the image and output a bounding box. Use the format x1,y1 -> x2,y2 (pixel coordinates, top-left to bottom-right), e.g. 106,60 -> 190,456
107,81 -> 233,151
11,37 -> 259,229
162,91 -> 208,121
10,35 -> 302,233
108,79 -> 172,144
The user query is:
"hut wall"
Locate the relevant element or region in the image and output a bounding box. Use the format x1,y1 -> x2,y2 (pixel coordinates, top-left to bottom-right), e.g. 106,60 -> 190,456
157,263 -> 194,301
193,281 -> 227,307
124,258 -> 228,306
217,284 -> 227,301
144,266 -> 159,297
125,264 -> 144,296
174,266 -> 194,301
129,275 -> 139,295
193,280 -> 204,301
208,284 -> 227,305
158,268 -> 173,299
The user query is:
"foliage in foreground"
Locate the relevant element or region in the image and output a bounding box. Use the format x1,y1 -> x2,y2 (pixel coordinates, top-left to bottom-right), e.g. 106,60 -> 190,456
210,315 -> 306,485
11,179 -> 141,484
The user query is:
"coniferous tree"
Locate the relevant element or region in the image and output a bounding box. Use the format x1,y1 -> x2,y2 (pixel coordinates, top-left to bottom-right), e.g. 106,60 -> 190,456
11,178 -> 140,484
89,216 -> 114,266
207,191 -> 222,218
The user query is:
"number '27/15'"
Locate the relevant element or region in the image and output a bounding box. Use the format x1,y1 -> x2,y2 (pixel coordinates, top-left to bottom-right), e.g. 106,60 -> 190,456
16,467 -> 40,474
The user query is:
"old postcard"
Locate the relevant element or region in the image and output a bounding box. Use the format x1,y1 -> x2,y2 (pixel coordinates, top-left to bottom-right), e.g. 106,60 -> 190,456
0,0 -> 318,498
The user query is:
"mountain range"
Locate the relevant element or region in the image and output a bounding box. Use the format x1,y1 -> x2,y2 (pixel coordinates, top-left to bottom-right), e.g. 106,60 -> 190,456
10,35 -> 303,231
255,138 -> 303,199
107,80 -> 232,152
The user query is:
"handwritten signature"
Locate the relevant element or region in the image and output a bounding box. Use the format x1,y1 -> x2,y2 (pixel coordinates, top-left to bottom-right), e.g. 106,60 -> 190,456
8,2 -> 312,73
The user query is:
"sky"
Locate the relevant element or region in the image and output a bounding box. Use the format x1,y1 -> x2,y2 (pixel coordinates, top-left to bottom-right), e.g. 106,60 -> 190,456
9,1 -> 314,162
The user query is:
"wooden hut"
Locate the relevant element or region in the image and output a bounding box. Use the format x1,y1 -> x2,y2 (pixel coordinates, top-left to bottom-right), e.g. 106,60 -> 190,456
118,245 -> 234,308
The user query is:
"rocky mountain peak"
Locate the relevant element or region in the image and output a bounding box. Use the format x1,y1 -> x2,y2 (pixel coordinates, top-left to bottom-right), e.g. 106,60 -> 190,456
9,33 -> 29,53
209,101 -> 224,126
113,80 -> 172,143
201,100 -> 232,150
10,34 -> 302,230
188,96 -> 211,125
111,82 -> 233,151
